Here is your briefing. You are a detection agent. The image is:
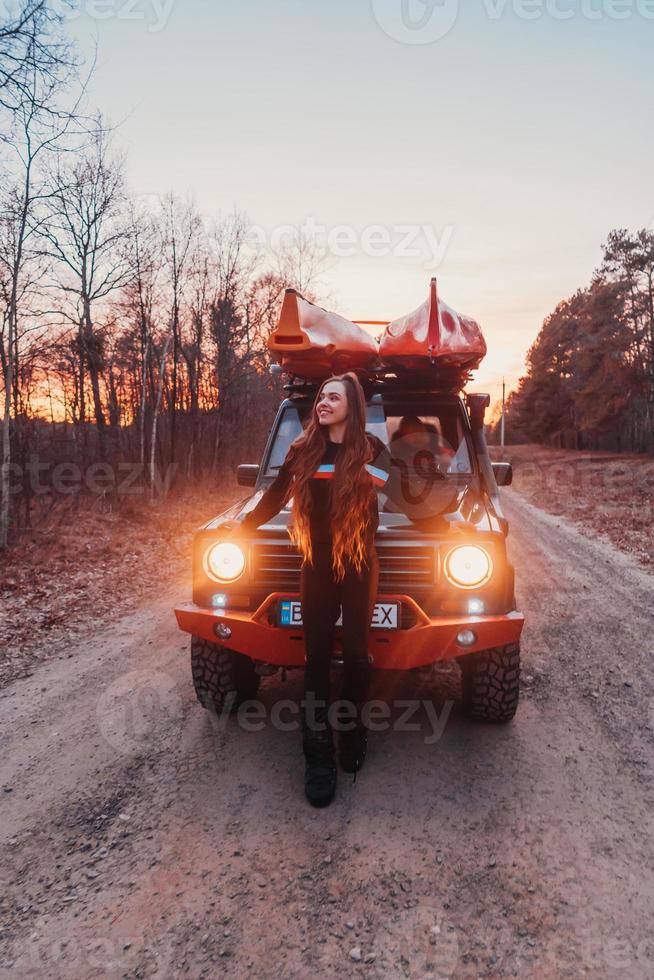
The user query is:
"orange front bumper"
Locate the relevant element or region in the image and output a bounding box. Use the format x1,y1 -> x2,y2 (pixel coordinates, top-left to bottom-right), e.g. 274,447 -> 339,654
174,593 -> 524,670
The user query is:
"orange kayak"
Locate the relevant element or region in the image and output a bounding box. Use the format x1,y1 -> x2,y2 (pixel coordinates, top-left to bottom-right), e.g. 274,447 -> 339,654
380,278 -> 486,373
268,288 -> 383,380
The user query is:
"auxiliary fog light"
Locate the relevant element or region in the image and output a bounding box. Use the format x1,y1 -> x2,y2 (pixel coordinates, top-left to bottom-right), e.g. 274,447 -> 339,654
214,623 -> 232,640
456,629 -> 477,648
445,545 -> 492,589
205,541 -> 245,583
467,598 -> 485,615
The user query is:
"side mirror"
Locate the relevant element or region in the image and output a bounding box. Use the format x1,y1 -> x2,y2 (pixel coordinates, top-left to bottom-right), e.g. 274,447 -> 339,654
492,462 -> 513,487
237,464 -> 260,488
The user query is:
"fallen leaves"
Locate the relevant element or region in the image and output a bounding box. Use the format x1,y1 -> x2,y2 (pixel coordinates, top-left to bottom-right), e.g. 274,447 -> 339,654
494,444 -> 654,568
0,482 -> 240,688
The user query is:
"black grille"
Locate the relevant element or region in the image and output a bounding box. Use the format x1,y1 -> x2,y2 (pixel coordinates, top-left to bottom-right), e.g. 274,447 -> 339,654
252,544 -> 300,591
252,542 -> 434,592
377,544 -> 434,590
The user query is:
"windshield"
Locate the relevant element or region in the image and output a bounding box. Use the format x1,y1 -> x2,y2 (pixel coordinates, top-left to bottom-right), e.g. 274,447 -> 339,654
265,399 -> 473,497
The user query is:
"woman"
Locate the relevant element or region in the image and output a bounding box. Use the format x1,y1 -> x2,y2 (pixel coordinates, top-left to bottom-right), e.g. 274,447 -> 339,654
229,372 -> 450,807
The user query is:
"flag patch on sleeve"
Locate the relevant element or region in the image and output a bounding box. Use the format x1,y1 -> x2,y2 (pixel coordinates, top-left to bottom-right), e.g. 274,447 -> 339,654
365,463 -> 389,487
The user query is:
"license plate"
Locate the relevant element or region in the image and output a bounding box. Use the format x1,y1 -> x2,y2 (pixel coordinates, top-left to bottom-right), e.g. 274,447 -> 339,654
278,600 -> 400,630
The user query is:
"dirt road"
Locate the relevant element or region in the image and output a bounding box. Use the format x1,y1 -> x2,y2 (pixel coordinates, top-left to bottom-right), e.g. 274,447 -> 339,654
1,490 -> 653,979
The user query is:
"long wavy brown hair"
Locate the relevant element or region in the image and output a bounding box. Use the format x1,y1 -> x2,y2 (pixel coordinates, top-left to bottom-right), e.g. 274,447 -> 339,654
285,372 -> 375,579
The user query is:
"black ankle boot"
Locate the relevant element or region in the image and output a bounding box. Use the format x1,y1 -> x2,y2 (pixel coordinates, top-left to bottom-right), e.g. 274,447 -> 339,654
339,706 -> 368,777
302,708 -> 337,808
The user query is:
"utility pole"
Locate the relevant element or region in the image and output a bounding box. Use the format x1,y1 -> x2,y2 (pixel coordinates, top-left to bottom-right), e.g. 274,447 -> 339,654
500,377 -> 506,454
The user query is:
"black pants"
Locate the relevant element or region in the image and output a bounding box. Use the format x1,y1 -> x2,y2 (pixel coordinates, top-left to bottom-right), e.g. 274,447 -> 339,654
300,543 -> 379,708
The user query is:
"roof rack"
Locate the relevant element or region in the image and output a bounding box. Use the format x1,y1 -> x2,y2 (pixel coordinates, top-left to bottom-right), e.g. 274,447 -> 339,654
282,368 -> 474,398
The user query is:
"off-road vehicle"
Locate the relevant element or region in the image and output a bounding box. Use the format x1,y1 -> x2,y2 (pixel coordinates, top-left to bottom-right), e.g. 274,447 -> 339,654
174,379 -> 523,722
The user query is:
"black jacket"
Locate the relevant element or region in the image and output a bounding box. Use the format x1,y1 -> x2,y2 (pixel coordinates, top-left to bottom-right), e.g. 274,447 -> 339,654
240,434 -> 392,541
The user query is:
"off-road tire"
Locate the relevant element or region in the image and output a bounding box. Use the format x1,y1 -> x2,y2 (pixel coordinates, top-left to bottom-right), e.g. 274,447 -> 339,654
191,636 -> 260,714
460,643 -> 520,723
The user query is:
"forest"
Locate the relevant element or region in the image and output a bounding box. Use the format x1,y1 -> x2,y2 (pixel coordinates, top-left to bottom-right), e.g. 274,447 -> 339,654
497,228 -> 654,452
0,2 -> 325,550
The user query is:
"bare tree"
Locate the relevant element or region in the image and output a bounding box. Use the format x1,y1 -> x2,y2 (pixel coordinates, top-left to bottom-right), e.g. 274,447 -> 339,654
40,128 -> 133,461
181,239 -> 211,479
207,213 -> 285,473
160,194 -> 201,469
275,227 -> 332,301
0,1 -> 77,113
0,22 -> 83,548
121,204 -> 161,467
148,328 -> 172,499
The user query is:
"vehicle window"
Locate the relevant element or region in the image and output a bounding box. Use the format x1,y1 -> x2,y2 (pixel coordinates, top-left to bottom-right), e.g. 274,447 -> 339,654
267,407 -> 303,472
264,401 -> 472,478
382,410 -> 472,475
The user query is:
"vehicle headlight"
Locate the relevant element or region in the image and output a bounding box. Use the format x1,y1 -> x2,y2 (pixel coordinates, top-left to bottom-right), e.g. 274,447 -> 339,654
444,545 -> 492,589
204,542 -> 246,583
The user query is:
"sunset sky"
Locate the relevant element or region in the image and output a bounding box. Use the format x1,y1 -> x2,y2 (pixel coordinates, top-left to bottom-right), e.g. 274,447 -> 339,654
70,0 -> 653,407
